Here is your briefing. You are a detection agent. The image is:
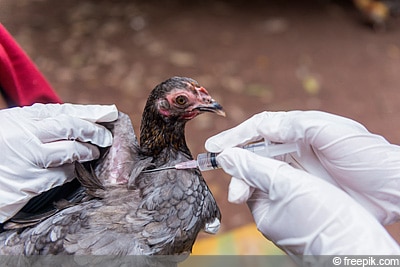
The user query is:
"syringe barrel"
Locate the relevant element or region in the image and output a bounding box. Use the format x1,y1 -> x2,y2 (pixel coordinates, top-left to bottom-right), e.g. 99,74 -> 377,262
197,152 -> 220,171
242,142 -> 268,157
267,142 -> 298,157
243,141 -> 298,157
196,141 -> 299,171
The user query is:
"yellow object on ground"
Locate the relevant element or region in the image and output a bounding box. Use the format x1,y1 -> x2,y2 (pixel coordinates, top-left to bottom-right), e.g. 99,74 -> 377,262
192,223 -> 284,255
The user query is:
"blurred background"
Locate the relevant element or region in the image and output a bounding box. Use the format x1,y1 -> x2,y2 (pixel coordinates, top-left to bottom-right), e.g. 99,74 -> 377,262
1,0 -> 400,255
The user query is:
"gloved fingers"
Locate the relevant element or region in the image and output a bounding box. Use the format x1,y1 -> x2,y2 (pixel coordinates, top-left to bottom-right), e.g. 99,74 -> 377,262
217,146 -> 336,202
206,110 -> 370,153
246,189 -> 271,226
32,115 -> 113,147
212,111 -> 400,225
0,163 -> 76,221
255,110 -> 370,148
246,179 -> 400,255
22,163 -> 77,194
254,111 -> 400,225
220,152 -> 400,255
228,177 -> 255,204
35,141 -> 100,168
217,147 -> 288,193
205,111 -> 284,152
13,103 -> 118,122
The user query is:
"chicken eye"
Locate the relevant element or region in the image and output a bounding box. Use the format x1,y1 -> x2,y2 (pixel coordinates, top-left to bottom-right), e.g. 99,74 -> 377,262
175,95 -> 188,105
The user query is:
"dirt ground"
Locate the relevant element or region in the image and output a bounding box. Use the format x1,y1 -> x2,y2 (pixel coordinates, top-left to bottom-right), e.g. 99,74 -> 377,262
1,0 -> 400,246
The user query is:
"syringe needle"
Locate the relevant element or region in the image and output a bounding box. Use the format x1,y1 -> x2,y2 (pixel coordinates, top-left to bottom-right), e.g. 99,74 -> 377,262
142,166 -> 176,173
141,160 -> 198,173
142,141 -> 299,173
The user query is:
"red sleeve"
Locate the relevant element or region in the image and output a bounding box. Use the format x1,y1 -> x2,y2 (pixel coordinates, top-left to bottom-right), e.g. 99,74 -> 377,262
0,24 -> 62,106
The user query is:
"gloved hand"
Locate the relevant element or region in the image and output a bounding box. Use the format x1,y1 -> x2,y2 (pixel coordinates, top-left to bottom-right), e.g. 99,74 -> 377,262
206,111 -> 400,255
0,103 -> 118,222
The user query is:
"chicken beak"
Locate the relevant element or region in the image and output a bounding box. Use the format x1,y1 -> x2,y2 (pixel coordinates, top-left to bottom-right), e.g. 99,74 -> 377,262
193,86 -> 226,117
195,100 -> 226,117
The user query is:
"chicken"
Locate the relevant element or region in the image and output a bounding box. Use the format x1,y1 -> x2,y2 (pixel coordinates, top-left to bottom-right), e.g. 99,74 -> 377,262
0,77 -> 223,259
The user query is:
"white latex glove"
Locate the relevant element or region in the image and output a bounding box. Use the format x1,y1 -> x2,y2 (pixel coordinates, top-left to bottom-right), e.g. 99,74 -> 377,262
214,148 -> 400,255
0,103 -> 118,223
206,111 -> 400,255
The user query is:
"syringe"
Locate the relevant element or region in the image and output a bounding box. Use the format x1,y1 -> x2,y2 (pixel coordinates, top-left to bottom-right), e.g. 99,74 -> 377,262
141,140 -> 299,173
175,140 -> 299,171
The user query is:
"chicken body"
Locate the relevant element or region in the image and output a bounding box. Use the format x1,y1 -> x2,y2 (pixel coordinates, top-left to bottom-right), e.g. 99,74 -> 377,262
0,77 -> 222,257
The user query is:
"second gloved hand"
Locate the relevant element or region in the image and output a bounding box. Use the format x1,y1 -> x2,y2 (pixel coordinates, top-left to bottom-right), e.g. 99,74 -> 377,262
215,147 -> 400,255
206,111 -> 400,225
0,103 -> 118,222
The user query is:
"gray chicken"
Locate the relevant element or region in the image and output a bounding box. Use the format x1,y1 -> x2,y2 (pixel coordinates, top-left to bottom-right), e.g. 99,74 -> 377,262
0,77 -> 223,260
